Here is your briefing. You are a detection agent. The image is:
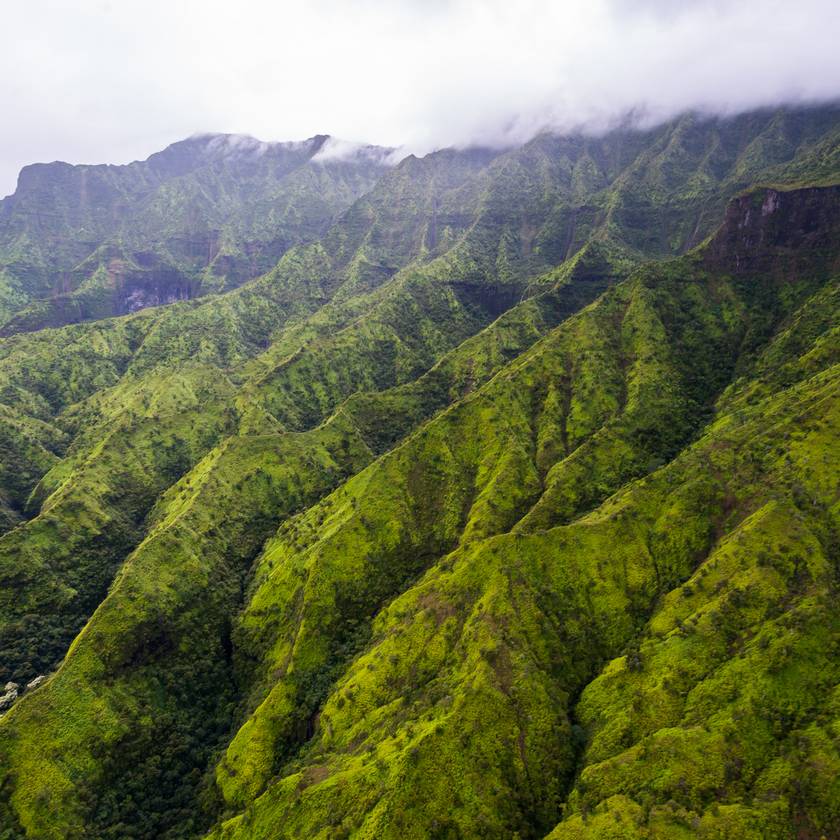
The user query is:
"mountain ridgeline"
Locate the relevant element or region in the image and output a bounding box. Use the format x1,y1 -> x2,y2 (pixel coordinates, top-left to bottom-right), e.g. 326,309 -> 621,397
0,106 -> 838,840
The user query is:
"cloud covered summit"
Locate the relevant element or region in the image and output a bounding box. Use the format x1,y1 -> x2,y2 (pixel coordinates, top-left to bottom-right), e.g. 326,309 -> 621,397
1,0 -> 838,195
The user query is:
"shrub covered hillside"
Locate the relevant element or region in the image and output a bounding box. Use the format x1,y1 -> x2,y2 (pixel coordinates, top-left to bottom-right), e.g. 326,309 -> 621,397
0,107 -> 837,839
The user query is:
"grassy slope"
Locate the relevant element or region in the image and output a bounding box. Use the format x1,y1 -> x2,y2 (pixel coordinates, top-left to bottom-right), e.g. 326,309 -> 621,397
0,109 -> 837,838
0,235 -> 628,840
0,143 -> 547,686
204,185 -> 839,840
0,182 -> 833,840
1,105 -> 834,526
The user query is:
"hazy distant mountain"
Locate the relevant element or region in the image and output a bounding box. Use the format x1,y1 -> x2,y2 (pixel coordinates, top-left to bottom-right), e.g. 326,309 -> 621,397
0,133 -> 393,333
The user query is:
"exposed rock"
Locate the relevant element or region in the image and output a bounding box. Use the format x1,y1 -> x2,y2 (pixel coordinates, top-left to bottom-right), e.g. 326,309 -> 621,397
25,675 -> 46,691
704,185 -> 840,278
0,683 -> 18,711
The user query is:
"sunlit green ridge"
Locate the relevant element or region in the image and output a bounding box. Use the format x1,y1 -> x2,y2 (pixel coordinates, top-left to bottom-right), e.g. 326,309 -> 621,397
0,106 -> 837,839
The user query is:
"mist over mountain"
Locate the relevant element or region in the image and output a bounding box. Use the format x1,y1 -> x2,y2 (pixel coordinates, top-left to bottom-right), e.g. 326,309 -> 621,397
2,0 -> 839,197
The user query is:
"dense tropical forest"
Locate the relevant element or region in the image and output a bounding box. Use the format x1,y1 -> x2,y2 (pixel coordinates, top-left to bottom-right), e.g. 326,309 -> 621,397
0,105 -> 838,839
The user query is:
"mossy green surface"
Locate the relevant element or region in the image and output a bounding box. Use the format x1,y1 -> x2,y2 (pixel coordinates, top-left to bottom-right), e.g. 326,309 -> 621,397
200,185 -> 840,840
0,110 -> 837,839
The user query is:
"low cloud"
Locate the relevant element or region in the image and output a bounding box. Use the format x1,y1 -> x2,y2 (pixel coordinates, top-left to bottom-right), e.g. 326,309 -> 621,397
197,133 -> 273,158
311,137 -> 401,166
1,0 -> 838,196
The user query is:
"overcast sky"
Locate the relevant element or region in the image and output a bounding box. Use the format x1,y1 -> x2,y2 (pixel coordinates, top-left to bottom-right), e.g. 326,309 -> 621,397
1,0 -> 838,196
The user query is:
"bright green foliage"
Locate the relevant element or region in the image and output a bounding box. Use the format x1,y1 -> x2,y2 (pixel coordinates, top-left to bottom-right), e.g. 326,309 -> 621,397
0,364 -> 238,684
201,184 -> 840,840
0,109 -> 837,840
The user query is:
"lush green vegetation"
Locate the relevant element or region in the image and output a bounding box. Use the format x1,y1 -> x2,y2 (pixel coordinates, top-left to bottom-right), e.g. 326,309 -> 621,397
0,133 -> 391,332
0,107 -> 837,839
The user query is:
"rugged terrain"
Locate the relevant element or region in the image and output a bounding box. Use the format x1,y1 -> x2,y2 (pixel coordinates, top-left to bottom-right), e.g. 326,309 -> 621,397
0,106 -> 838,839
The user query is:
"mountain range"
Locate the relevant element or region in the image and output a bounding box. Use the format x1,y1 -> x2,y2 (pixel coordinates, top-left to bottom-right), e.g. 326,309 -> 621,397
0,104 -> 838,839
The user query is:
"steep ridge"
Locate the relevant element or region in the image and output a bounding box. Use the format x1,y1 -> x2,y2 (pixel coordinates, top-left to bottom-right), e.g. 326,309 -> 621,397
0,145 -> 520,683
1,108 -> 835,683
194,184 -> 838,840
0,109 -> 837,838
0,250 -> 624,839
0,144 -> 497,533
0,180 -> 835,838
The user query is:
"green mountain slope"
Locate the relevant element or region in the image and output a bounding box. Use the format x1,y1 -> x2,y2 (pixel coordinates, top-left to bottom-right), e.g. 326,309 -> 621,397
203,184 -> 839,840
1,104 -> 832,682
0,107 -> 837,839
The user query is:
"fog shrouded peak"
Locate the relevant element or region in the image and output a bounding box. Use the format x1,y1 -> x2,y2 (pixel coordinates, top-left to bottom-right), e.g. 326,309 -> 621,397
1,0 -> 838,196
311,137 -> 402,166
194,133 -> 275,158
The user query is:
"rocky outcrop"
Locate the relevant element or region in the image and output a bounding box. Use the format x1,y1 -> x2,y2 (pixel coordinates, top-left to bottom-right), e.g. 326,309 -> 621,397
0,676 -> 47,714
0,682 -> 18,712
705,184 -> 840,277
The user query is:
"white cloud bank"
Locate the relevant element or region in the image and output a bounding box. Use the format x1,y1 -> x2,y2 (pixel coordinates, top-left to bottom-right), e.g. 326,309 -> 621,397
1,0 -> 838,195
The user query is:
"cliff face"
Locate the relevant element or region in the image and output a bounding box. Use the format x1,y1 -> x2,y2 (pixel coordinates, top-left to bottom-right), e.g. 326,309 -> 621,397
4,107 -> 840,336
705,184 -> 840,277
